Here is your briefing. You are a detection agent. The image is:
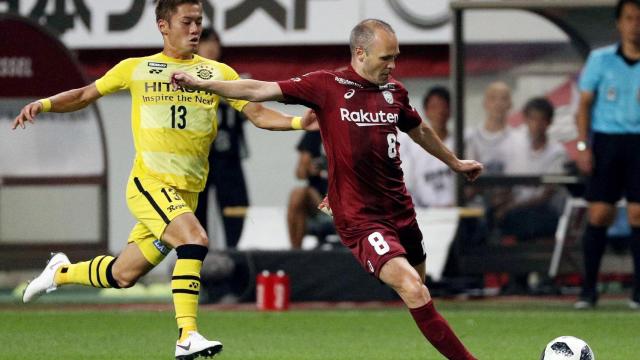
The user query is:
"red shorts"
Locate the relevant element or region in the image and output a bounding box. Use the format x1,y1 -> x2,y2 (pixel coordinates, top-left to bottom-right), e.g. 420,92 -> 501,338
337,217 -> 425,278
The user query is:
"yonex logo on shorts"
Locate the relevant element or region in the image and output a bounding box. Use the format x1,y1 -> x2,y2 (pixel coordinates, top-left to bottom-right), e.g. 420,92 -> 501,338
149,69 -> 163,74
153,239 -> 170,255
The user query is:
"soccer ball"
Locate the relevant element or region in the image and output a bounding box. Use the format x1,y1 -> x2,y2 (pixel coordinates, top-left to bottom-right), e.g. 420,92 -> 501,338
540,336 -> 595,360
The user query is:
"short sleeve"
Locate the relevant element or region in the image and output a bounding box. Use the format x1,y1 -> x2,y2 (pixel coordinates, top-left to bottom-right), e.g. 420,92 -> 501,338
217,62 -> 250,113
95,58 -> 137,96
277,71 -> 329,109
578,52 -> 602,93
396,87 -> 422,132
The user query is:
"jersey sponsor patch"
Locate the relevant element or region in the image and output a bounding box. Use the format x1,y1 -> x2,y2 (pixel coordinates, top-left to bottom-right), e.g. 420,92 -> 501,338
148,62 -> 167,68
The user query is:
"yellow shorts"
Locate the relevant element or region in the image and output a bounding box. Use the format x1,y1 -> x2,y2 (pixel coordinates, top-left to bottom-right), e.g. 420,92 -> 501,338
126,175 -> 199,266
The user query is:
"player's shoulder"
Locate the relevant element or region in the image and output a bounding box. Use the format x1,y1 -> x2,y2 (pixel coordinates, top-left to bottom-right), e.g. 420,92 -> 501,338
589,44 -> 618,61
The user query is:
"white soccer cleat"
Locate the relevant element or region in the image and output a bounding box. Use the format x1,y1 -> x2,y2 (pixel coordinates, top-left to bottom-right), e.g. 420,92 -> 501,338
175,331 -> 223,360
22,252 -> 70,303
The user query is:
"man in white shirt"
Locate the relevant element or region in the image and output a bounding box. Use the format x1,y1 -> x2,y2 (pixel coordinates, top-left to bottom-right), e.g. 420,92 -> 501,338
498,97 -> 568,241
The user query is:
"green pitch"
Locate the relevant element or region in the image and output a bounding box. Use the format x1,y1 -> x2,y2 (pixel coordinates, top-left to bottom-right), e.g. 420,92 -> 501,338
1,301 -> 638,359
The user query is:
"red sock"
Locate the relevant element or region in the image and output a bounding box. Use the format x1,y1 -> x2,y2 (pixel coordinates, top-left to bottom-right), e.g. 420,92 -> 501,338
409,300 -> 476,360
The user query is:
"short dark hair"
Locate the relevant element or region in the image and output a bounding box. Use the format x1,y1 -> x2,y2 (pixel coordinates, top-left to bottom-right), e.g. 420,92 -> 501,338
349,19 -> 395,54
423,86 -> 450,108
615,0 -> 640,19
200,28 -> 220,43
523,97 -> 554,123
155,0 -> 202,22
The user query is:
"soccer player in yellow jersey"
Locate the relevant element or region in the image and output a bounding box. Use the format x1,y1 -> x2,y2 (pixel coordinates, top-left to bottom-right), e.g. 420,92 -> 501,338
12,1 -> 313,359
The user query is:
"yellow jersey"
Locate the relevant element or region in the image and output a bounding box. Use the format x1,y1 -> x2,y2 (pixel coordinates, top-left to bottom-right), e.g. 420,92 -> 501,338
95,52 -> 248,192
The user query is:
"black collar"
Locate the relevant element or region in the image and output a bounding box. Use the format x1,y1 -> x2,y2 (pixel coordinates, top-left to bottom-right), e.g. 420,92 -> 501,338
616,44 -> 640,66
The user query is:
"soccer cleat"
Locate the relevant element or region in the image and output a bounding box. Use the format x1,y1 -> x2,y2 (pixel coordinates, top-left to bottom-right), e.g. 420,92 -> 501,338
175,331 -> 223,359
22,252 -> 70,303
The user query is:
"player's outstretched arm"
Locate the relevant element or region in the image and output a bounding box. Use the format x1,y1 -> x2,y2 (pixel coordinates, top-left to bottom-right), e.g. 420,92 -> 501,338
241,103 -> 317,131
12,84 -> 102,130
407,121 -> 483,181
171,71 -> 284,102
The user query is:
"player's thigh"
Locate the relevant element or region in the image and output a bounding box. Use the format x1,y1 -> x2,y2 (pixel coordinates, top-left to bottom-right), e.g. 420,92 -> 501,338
162,212 -> 209,248
588,202 -> 616,226
126,175 -> 199,244
338,222 -> 406,278
586,133 -> 625,204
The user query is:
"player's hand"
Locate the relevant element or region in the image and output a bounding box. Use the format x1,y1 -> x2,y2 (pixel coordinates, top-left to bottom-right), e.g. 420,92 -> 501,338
318,195 -> 333,217
12,101 -> 43,130
301,109 -> 319,131
170,71 -> 201,91
453,159 -> 483,182
576,149 -> 593,175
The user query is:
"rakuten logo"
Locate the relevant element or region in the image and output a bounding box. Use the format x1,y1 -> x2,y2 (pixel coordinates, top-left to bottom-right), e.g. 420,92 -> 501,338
339,108 -> 398,127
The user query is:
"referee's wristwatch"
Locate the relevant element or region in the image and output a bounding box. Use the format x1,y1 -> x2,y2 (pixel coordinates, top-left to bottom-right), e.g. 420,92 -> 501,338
576,140 -> 588,152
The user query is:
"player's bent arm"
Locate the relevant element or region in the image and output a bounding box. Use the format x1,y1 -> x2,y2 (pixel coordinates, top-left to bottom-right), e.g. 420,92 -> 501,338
12,83 -> 102,129
172,71 -> 284,102
407,121 -> 483,181
242,102 -> 302,131
576,91 -> 594,143
407,121 -> 459,168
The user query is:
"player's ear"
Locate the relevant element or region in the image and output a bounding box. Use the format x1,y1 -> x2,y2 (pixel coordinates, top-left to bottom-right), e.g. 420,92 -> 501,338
355,46 -> 366,62
158,19 -> 169,35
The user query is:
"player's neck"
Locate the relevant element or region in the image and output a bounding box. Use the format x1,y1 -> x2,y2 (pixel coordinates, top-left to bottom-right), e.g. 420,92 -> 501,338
621,40 -> 640,60
162,46 -> 195,61
351,62 -> 378,85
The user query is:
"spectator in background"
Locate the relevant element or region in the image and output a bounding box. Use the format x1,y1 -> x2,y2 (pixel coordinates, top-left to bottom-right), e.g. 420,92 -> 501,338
402,86 -> 455,207
195,28 -> 249,249
465,82 -> 519,229
466,81 -> 518,174
287,131 -> 333,249
574,0 -> 640,309
497,97 -> 567,242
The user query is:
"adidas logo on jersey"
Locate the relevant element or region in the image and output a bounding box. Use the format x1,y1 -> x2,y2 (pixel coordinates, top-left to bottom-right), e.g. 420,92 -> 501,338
339,108 -> 398,126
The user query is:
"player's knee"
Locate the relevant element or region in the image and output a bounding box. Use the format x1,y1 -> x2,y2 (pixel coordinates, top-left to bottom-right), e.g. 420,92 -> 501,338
396,277 -> 429,304
182,227 -> 209,247
627,207 -> 640,226
111,268 -> 139,289
588,206 -> 615,226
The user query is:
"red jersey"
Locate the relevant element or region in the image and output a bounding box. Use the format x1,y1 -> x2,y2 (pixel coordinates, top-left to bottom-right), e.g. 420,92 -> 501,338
278,67 -> 422,229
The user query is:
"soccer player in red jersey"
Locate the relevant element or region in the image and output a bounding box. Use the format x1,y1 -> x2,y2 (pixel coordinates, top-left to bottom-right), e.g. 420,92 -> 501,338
172,19 -> 483,359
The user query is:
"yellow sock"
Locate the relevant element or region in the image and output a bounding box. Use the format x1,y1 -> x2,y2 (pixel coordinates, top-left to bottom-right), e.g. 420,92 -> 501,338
173,245 -> 207,341
54,255 -> 118,288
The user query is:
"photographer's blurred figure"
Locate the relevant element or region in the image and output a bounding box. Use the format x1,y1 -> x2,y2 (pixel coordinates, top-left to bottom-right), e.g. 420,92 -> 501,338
195,28 -> 249,249
287,131 -> 333,249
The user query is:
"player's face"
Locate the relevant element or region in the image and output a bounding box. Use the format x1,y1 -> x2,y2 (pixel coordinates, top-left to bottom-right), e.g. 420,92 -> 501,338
160,3 -> 203,57
617,2 -> 640,46
424,95 -> 450,131
525,109 -> 550,141
361,30 -> 399,84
